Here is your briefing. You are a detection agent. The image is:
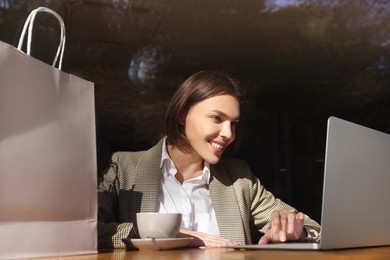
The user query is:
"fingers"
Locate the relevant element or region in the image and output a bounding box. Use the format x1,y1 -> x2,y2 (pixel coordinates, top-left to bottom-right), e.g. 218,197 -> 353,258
275,210 -> 287,242
296,212 -> 305,221
258,234 -> 269,244
258,210 -> 306,244
258,210 -> 284,244
287,211 -> 295,234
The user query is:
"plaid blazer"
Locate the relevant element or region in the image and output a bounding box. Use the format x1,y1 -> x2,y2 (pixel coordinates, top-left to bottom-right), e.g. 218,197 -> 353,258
98,138 -> 321,249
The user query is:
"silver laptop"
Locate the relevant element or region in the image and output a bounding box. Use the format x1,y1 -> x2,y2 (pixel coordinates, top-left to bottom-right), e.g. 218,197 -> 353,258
226,116 -> 390,250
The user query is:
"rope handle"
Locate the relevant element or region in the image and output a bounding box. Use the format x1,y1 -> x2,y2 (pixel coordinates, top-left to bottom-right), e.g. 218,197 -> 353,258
17,7 -> 66,70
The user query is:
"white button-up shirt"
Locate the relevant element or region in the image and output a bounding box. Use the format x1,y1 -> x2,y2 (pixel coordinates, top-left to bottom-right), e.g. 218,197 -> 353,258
158,138 -> 220,236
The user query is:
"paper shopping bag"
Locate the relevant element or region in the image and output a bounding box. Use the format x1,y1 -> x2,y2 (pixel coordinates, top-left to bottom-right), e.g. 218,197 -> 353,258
0,7 -> 97,259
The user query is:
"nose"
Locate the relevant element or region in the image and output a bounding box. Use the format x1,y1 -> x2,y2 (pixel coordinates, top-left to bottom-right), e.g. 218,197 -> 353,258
220,122 -> 235,140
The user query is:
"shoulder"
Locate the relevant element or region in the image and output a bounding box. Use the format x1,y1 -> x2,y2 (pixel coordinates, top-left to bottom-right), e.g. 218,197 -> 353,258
213,156 -> 256,183
217,157 -> 251,173
109,138 -> 164,169
110,150 -> 145,165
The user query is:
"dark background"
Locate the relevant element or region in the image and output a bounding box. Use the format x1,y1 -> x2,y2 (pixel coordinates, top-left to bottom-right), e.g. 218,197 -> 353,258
1,0 -> 389,223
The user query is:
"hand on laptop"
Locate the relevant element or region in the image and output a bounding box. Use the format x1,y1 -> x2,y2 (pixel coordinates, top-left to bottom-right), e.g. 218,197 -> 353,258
258,210 -> 306,244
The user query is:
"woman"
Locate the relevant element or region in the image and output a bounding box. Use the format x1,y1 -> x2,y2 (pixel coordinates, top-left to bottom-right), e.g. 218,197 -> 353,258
98,70 -> 321,249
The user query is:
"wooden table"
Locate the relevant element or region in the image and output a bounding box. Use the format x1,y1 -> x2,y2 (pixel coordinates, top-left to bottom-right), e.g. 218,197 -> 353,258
33,246 -> 390,260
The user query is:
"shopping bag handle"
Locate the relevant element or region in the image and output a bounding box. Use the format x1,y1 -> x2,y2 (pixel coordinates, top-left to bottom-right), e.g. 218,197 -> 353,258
17,7 -> 65,70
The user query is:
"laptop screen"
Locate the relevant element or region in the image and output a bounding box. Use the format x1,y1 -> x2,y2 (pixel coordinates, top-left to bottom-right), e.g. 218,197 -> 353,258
320,117 -> 390,249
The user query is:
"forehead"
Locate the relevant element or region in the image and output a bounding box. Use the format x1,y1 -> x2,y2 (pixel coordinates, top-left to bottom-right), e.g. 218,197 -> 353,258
189,94 -> 240,118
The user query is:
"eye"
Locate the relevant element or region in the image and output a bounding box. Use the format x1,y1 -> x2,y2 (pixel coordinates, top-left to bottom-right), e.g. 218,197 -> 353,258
210,115 -> 222,122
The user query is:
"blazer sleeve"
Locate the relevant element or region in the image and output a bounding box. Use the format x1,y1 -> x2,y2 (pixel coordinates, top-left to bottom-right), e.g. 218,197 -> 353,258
97,152 -> 139,249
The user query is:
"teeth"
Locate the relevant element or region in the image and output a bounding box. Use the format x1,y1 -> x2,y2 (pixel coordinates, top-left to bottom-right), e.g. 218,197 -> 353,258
211,142 -> 223,150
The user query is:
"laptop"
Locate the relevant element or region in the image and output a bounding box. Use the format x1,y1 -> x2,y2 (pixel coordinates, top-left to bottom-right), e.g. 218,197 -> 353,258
226,116 -> 390,250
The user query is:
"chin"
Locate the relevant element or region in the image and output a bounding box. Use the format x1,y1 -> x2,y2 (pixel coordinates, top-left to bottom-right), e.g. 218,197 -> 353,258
206,155 -> 222,165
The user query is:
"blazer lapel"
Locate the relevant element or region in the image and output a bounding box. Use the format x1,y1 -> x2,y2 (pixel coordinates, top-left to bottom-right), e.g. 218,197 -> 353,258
210,163 -> 246,244
133,139 -> 164,212
131,139 -> 247,243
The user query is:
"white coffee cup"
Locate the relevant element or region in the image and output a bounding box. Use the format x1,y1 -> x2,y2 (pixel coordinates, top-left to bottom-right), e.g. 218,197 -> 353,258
136,212 -> 182,239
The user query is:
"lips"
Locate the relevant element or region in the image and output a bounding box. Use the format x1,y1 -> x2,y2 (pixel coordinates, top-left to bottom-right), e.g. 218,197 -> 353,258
210,141 -> 224,151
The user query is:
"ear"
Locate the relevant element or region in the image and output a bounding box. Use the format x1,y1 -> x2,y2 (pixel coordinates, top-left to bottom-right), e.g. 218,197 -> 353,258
178,114 -> 186,126
179,116 -> 186,127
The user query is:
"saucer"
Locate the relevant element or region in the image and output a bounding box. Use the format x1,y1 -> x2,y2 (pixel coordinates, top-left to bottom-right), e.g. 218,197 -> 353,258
122,237 -> 193,250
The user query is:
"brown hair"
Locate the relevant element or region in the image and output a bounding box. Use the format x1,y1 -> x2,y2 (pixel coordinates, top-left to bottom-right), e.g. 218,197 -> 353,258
165,70 -> 246,154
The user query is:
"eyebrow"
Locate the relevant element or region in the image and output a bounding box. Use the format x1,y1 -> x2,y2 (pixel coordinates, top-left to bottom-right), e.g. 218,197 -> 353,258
210,109 -> 240,122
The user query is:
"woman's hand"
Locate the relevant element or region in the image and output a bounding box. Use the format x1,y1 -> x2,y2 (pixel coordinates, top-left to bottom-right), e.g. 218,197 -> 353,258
179,229 -> 240,248
258,210 -> 307,244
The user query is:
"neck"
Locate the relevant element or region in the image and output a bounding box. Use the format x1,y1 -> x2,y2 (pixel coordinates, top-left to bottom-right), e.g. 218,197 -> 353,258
167,144 -> 203,183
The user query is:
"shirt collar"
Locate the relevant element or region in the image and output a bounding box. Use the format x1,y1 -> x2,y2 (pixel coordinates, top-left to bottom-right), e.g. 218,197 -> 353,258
160,137 -> 170,168
160,137 -> 211,184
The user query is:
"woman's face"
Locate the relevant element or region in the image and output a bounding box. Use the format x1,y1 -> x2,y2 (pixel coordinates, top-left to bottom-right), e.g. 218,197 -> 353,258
184,94 -> 240,164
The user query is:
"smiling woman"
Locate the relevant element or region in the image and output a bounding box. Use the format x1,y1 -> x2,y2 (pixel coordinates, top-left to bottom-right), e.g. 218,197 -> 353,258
97,70 -> 321,249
